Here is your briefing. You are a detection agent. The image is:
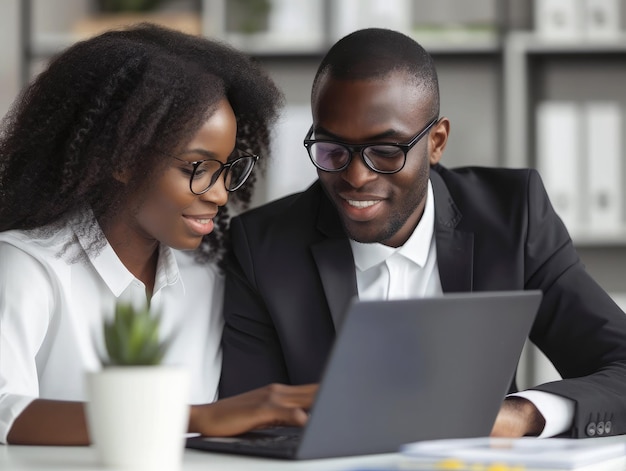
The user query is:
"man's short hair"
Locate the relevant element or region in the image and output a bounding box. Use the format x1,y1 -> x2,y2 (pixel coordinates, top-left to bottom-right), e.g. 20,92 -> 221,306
312,28 -> 440,119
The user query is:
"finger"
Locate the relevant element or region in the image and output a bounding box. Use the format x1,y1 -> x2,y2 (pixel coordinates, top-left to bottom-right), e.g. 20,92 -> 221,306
271,383 -> 319,406
258,405 -> 309,429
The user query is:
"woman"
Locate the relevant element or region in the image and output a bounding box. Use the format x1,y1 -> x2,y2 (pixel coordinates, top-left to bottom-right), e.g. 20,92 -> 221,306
0,23 -> 315,445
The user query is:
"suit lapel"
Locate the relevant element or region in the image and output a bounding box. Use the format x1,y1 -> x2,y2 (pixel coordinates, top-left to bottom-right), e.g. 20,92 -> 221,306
431,170 -> 474,293
311,190 -> 358,331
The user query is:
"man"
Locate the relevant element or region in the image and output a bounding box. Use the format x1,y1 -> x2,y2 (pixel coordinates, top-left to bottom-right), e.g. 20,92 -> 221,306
219,28 -> 626,438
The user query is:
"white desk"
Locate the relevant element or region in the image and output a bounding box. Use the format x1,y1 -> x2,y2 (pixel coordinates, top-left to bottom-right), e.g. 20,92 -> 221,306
4,437 -> 626,471
0,445 -> 400,471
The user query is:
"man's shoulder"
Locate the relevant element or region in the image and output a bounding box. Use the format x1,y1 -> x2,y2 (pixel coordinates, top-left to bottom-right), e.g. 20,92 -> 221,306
434,164 -> 538,184
433,164 -> 541,199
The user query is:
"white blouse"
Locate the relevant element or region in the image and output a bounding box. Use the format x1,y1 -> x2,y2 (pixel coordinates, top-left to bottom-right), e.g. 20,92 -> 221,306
0,215 -> 224,443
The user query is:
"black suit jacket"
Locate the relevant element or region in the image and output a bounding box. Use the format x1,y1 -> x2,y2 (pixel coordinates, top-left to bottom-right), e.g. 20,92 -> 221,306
220,164 -> 626,438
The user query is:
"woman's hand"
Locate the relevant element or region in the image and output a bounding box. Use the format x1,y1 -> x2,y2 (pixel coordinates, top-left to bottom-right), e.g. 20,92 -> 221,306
189,383 -> 318,436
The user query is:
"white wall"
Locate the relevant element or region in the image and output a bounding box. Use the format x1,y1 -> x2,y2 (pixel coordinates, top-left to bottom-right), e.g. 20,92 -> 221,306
0,0 -> 20,118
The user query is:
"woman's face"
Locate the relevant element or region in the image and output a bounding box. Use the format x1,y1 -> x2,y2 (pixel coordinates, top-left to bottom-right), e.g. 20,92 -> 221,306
121,99 -> 237,251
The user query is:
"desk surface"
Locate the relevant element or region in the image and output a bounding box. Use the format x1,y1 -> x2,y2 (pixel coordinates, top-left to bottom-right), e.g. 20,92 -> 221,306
0,445 -> 400,471
4,437 -> 626,471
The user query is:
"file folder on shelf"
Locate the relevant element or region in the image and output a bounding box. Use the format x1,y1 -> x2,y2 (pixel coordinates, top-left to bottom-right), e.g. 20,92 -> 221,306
582,0 -> 621,38
584,101 -> 623,235
536,101 -> 583,235
534,0 -> 583,38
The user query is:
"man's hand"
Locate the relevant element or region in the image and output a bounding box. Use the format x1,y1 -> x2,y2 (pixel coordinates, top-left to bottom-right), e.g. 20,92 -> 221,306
189,383 -> 318,437
491,397 -> 546,437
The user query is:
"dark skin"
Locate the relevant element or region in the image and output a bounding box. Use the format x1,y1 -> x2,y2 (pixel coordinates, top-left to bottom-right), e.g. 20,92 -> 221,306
312,71 -> 546,437
8,384 -> 317,445
7,100 -> 318,445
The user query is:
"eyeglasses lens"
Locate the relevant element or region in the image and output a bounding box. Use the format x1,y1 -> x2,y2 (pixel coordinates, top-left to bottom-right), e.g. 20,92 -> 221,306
309,143 -> 350,171
190,156 -> 257,194
191,160 -> 222,194
226,157 -> 255,191
309,142 -> 405,173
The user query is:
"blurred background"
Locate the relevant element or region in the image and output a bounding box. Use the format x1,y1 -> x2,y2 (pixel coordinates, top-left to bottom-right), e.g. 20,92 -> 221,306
1,0 -> 626,387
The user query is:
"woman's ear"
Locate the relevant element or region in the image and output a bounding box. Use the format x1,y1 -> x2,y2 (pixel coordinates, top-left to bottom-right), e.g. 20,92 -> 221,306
428,117 -> 450,166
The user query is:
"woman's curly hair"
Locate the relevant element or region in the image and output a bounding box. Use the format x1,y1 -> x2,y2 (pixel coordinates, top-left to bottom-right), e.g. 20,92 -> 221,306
0,23 -> 283,263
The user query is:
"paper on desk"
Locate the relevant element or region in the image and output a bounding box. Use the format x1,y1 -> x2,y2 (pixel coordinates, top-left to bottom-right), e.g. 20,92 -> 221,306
400,437 -> 626,470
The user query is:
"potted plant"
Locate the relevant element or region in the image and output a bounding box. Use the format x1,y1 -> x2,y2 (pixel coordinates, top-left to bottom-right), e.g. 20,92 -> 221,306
85,302 -> 190,470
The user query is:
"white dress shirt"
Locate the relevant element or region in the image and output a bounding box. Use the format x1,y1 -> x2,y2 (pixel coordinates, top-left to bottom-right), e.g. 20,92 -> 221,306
0,213 -> 223,443
349,180 -> 573,438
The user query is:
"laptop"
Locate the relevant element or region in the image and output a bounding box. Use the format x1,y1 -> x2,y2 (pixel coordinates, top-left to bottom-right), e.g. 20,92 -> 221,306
187,290 -> 542,460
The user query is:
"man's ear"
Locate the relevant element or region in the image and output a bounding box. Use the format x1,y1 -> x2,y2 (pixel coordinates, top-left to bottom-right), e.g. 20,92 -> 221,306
428,117 -> 450,166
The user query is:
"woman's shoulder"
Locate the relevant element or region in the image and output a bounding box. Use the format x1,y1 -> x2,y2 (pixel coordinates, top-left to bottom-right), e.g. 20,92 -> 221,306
0,230 -> 68,300
0,210 -> 96,259
0,226 -> 73,259
0,228 -> 87,293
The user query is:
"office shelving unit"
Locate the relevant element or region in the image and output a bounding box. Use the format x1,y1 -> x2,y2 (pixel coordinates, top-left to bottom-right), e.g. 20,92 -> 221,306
502,28 -> 626,290
504,31 -> 626,246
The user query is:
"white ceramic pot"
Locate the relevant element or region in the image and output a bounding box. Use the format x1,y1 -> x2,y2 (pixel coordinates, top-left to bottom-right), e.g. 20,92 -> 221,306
86,366 -> 190,470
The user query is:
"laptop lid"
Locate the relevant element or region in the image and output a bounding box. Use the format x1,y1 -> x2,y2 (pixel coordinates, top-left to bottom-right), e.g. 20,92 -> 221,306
187,290 -> 542,460
296,290 -> 541,459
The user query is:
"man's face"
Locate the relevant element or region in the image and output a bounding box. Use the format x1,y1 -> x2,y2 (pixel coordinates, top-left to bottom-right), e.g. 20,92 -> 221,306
312,72 -> 440,247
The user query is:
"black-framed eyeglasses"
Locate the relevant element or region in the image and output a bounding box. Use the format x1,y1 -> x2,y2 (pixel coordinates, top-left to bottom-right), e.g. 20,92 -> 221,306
173,149 -> 259,195
303,117 -> 439,174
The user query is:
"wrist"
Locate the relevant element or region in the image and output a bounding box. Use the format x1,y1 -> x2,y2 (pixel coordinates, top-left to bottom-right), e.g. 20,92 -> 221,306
506,396 -> 546,436
188,405 -> 202,433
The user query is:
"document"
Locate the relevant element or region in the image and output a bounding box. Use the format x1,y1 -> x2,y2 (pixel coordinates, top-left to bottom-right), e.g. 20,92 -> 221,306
401,437 -> 626,470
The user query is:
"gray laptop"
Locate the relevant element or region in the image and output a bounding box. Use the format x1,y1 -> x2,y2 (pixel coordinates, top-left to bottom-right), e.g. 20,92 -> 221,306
187,290 -> 542,460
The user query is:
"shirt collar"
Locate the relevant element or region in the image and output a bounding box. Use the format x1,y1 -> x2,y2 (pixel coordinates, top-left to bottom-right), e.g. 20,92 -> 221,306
73,211 -> 182,297
350,179 -> 435,271
154,243 -> 183,294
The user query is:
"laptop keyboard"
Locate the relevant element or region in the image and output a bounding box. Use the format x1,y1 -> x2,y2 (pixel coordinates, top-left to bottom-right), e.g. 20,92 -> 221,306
235,433 -> 301,450
186,428 -> 303,459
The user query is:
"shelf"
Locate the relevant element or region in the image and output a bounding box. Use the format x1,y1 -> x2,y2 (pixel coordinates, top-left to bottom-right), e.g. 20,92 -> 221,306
29,23 -> 502,63
507,31 -> 626,54
503,31 -> 626,169
408,28 -> 502,55
572,229 -> 626,247
223,31 -> 502,57
23,0 -> 505,63
28,11 -> 202,59
218,32 -> 326,56
30,34 -> 502,60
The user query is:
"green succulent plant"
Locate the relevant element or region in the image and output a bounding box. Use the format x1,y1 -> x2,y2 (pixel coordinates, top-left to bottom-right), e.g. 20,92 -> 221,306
103,302 -> 168,366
